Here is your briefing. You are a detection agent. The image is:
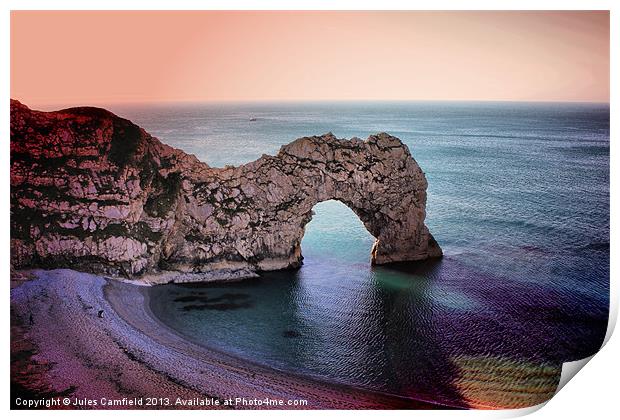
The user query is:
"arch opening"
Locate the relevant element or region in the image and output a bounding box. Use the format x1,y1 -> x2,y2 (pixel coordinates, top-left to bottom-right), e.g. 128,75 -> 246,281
300,200 -> 376,266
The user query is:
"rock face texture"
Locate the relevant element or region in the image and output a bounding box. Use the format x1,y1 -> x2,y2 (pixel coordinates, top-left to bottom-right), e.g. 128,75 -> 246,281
10,100 -> 441,281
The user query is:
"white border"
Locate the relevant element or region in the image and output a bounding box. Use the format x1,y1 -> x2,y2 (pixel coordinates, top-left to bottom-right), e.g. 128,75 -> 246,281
2,2 -> 617,420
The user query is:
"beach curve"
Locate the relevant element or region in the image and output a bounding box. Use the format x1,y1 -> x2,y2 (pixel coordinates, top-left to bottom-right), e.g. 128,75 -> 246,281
11,269 -> 450,410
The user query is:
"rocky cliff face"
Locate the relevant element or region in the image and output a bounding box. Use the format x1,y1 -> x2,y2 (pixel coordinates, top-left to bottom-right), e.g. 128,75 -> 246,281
10,100 -> 441,281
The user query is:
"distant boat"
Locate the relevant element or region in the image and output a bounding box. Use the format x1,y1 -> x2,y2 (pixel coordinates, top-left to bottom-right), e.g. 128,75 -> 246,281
249,117 -> 258,122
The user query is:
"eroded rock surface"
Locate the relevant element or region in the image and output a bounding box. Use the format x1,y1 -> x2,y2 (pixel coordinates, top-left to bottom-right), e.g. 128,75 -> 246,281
10,100 -> 441,281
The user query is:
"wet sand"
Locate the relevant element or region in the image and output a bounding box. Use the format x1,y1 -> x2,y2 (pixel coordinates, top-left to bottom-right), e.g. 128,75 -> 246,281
10,269 -> 450,410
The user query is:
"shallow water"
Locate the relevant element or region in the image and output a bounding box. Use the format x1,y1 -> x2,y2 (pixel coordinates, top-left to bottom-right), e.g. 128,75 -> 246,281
113,101 -> 609,408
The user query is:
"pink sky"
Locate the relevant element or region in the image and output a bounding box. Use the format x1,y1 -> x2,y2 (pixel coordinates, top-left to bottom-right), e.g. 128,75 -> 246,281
11,11 -> 609,106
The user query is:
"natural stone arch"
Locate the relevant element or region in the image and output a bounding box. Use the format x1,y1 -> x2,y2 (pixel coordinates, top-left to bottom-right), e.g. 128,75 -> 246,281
10,101 -> 441,281
195,132 -> 443,272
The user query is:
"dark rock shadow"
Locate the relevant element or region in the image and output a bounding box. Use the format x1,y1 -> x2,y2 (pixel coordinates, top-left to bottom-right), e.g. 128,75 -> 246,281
177,292 -> 254,312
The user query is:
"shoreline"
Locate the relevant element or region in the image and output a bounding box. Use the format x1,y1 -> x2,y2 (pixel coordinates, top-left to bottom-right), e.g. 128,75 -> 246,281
11,269 -> 453,410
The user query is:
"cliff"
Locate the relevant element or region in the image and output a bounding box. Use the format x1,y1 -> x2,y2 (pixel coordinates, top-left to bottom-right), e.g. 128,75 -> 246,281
10,100 -> 441,282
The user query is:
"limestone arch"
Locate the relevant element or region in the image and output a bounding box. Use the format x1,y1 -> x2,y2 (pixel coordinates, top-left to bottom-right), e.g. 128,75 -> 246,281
239,132 -> 443,271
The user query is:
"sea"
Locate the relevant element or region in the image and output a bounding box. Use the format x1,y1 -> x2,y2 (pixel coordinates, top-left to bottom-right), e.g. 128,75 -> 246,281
109,101 -> 609,409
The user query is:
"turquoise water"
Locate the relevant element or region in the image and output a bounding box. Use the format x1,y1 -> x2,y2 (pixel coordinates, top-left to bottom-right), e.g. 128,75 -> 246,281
113,102 -> 609,408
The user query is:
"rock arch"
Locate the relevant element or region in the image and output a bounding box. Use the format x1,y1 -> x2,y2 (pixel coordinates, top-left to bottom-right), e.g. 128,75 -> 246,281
10,100 -> 441,281
211,132 -> 443,271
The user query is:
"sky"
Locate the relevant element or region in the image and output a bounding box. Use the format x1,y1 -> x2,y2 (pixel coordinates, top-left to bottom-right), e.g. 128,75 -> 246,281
11,11 -> 609,106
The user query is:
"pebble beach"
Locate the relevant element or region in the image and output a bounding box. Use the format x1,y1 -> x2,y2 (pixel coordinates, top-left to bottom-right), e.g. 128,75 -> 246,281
10,269 -> 445,410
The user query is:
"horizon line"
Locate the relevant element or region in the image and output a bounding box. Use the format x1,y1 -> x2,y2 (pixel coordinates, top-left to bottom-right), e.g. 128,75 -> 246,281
13,97 -> 611,109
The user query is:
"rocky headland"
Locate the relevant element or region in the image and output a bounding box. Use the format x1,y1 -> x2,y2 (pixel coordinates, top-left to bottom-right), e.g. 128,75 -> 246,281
10,100 -> 441,282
